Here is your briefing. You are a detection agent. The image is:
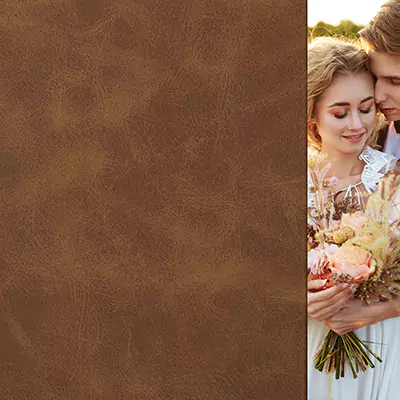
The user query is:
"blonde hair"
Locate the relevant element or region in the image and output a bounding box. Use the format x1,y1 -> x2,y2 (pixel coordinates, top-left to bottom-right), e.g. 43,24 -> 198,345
360,0 -> 400,54
308,37 -> 379,151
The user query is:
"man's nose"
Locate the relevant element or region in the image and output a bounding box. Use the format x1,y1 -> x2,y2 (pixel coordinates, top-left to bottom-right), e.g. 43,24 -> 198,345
375,79 -> 388,104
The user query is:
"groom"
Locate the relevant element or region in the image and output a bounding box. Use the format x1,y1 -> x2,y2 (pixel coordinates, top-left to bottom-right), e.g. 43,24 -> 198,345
360,0 -> 400,158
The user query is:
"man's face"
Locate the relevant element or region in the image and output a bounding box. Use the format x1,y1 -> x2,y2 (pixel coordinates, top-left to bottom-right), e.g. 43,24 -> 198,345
369,51 -> 400,121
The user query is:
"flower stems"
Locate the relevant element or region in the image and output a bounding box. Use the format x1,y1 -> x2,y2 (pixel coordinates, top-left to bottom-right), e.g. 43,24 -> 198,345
314,330 -> 382,379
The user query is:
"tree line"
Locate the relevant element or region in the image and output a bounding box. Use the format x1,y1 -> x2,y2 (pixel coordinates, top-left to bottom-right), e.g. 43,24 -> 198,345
308,20 -> 366,41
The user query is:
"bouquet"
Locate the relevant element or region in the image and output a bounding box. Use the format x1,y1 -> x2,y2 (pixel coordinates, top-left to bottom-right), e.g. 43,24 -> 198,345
308,152 -> 400,379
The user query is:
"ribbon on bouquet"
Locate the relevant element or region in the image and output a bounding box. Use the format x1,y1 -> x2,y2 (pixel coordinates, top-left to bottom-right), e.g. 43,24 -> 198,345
343,183 -> 363,208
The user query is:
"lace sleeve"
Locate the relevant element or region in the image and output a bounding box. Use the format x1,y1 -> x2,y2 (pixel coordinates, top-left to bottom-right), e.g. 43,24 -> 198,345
360,146 -> 398,193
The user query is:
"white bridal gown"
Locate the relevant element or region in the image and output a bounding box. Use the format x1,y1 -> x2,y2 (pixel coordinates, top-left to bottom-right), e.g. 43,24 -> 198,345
308,146 -> 400,400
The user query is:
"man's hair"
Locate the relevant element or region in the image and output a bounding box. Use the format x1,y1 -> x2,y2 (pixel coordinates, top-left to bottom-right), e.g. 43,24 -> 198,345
360,0 -> 400,54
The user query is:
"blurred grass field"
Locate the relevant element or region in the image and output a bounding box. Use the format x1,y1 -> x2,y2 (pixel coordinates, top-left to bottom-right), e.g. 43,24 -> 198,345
308,20 -> 365,42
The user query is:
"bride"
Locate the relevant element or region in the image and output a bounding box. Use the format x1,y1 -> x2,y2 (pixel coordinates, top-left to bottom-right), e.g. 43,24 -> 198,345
307,37 -> 400,400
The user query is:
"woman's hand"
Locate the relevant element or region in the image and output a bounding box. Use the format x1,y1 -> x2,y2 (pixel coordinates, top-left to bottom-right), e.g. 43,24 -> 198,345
308,279 -> 354,321
325,297 -> 400,335
324,299 -> 375,335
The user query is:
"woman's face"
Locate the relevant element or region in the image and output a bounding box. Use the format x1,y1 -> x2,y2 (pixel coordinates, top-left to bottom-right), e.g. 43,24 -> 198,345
313,71 -> 376,156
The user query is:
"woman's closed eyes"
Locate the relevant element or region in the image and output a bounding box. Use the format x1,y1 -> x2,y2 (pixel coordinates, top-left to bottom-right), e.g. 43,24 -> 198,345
333,108 -> 373,119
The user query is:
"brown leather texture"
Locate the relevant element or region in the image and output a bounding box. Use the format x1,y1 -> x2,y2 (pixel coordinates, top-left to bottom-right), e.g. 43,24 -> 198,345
0,0 -> 306,398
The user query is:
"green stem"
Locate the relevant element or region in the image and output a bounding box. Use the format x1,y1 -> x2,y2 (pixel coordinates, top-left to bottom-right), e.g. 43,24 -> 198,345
346,333 -> 375,368
315,331 -> 334,371
350,332 -> 383,363
335,337 -> 342,380
341,335 -> 358,379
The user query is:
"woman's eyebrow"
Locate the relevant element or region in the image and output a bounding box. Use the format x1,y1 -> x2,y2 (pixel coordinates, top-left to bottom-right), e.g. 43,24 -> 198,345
328,96 -> 374,108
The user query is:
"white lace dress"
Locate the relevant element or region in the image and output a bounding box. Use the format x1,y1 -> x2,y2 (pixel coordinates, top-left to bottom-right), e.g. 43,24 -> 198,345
308,146 -> 400,400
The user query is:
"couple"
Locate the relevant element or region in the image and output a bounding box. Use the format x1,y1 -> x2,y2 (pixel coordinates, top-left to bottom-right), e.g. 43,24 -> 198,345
308,1 -> 400,399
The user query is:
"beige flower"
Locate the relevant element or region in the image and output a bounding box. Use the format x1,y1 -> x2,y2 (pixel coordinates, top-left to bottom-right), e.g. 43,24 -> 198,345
340,213 -> 368,236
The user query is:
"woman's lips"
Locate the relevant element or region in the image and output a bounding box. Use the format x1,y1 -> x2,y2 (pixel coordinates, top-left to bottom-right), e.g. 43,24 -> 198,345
342,132 -> 365,142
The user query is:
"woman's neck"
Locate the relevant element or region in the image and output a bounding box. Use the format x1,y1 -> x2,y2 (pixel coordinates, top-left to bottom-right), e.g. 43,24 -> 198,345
320,147 -> 365,179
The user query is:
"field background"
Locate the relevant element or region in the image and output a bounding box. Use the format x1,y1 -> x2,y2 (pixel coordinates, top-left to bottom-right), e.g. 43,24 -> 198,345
308,20 -> 365,41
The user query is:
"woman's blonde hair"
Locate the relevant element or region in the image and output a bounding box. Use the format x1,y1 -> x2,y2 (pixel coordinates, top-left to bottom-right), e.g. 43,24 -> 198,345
308,37 -> 380,151
360,0 -> 400,54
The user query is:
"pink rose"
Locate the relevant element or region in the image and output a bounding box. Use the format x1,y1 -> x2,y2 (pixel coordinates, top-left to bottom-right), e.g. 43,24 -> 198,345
331,246 -> 376,282
324,244 -> 339,260
308,248 -> 323,272
308,244 -> 339,288
340,213 -> 368,236
308,244 -> 338,272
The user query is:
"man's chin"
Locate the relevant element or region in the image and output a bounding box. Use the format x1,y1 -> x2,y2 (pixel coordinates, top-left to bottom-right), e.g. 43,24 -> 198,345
383,113 -> 400,122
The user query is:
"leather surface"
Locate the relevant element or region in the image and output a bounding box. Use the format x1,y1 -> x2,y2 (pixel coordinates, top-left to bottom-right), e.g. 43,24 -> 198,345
0,0 -> 307,398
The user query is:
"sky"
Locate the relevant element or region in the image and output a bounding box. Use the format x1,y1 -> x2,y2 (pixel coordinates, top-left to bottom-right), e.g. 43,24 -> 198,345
308,0 -> 387,26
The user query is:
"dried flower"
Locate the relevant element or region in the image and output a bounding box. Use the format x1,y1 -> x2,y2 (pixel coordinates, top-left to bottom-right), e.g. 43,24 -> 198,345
329,176 -> 339,186
332,231 -> 348,245
308,153 -> 400,379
